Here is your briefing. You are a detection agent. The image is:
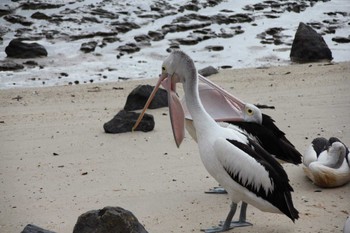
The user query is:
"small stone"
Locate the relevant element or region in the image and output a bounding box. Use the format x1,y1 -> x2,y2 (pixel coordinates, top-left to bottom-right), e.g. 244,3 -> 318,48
0,60 -> 24,71
198,66 -> 219,77
21,224 -> 56,233
332,36 -> 350,43
80,41 -> 98,53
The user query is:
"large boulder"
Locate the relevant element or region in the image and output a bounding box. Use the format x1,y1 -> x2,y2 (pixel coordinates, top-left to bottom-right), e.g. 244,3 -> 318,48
73,206 -> 148,233
104,110 -> 154,133
5,39 -> 48,58
290,22 -> 332,62
124,85 -> 168,111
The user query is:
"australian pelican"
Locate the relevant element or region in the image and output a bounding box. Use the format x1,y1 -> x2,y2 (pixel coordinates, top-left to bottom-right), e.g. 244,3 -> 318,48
133,50 -> 299,232
183,77 -> 302,165
183,75 -> 302,195
303,137 -> 350,188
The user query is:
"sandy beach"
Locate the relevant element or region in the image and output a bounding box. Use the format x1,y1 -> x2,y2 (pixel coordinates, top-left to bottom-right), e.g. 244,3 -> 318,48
1,61 -> 349,233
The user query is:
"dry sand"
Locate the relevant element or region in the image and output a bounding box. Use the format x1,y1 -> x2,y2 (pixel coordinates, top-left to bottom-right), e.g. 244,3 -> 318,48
1,61 -> 349,233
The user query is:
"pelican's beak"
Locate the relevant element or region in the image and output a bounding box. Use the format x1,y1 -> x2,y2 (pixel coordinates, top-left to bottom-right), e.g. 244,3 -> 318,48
132,73 -> 185,148
183,74 -> 246,122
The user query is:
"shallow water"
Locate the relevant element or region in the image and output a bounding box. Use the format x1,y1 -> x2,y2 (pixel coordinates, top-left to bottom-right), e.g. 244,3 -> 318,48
0,0 -> 349,89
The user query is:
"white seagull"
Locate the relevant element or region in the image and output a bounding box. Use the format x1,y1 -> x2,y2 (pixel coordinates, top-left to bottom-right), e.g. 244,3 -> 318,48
133,50 -> 299,232
303,137 -> 350,188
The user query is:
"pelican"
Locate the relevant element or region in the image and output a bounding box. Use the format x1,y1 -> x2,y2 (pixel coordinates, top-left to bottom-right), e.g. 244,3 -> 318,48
303,137 -> 350,188
183,77 -> 302,194
183,78 -> 302,165
133,50 -> 299,232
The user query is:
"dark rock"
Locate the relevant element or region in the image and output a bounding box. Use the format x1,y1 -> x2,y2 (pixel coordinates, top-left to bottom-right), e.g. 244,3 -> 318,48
323,26 -> 336,34
205,45 -> 224,51
134,34 -> 151,42
5,39 -> 48,58
70,31 -> 118,40
91,8 -> 118,19
80,41 -> 98,53
21,2 -> 64,10
104,110 -> 154,133
82,16 -> 102,23
173,13 -> 210,23
162,22 -> 211,34
4,15 -> 33,26
253,3 -> 269,11
286,2 -> 307,13
0,60 -> 24,71
23,60 -> 39,67
124,84 -> 168,111
111,21 -> 140,33
227,13 -> 253,24
308,21 -> 324,30
332,36 -> 350,43
290,22 -> 333,62
183,3 -> 201,11
73,206 -> 148,233
117,43 -> 140,53
206,0 -> 224,7
21,224 -> 56,233
148,30 -> 164,41
166,42 -> 180,53
265,27 -> 284,36
102,37 -> 120,44
138,13 -> 162,19
174,37 -> 199,45
198,66 -> 219,77
264,14 -> 280,19
31,12 -> 51,20
0,4 -> 16,17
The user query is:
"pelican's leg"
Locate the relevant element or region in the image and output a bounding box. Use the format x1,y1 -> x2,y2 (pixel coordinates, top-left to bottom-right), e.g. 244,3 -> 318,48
202,202 -> 251,233
205,186 -> 227,194
227,202 -> 252,227
201,202 -> 237,233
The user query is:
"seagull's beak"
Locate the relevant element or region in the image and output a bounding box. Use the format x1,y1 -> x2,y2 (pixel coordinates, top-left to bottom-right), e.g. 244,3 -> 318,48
132,73 -> 185,148
183,74 -> 246,122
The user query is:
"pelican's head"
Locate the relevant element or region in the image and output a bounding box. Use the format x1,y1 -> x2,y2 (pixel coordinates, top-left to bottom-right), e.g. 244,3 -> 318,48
244,103 -> 263,124
183,75 -> 263,125
160,50 -> 197,85
133,50 -> 192,148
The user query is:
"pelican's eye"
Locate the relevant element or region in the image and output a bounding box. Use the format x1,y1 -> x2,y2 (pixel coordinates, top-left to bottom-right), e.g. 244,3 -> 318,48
162,66 -> 166,72
247,108 -> 254,116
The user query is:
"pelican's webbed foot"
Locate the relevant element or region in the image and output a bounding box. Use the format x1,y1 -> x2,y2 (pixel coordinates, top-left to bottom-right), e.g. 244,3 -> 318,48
204,186 -> 227,194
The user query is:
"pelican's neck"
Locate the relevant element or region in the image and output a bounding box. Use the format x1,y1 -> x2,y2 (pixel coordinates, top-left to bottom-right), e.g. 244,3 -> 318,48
183,73 -> 220,137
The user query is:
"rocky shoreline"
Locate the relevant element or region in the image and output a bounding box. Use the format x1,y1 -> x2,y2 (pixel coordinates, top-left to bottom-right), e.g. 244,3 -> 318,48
0,0 -> 349,88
